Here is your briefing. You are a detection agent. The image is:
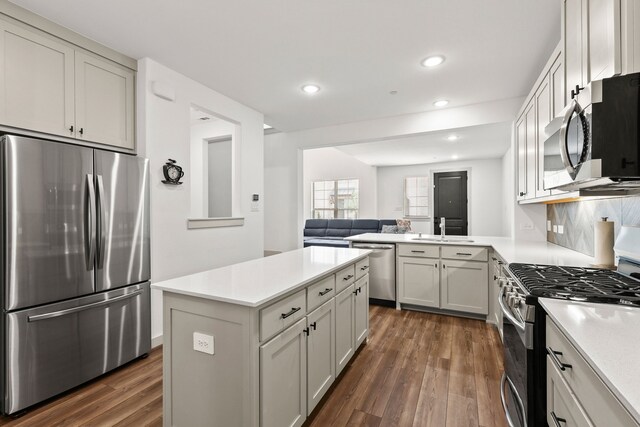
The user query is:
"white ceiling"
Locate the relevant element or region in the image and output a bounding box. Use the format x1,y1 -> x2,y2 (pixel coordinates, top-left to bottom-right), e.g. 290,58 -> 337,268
333,122 -> 512,166
10,0 -> 559,132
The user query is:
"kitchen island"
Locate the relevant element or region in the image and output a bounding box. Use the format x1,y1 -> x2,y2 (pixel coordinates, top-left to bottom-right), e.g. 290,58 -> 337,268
151,246 -> 371,427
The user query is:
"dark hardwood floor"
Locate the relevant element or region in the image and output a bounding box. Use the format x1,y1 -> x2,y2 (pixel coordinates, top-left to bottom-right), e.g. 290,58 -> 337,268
0,305 -> 506,427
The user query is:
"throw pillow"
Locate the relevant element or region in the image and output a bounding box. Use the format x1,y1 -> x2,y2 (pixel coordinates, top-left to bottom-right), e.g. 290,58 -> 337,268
396,219 -> 412,231
381,225 -> 399,234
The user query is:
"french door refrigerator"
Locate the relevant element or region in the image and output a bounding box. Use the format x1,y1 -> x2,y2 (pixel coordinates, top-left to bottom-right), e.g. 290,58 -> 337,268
0,134 -> 151,414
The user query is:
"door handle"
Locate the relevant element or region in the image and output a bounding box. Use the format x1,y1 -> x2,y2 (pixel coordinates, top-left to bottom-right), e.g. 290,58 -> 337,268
501,373 -> 528,427
85,174 -> 97,271
28,290 -> 144,322
96,175 -> 107,269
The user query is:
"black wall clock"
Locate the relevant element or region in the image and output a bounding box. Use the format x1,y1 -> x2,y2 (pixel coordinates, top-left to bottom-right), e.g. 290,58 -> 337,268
162,159 -> 184,185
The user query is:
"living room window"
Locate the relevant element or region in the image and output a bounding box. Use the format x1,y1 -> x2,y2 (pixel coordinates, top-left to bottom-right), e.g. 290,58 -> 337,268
404,176 -> 429,218
312,179 -> 359,219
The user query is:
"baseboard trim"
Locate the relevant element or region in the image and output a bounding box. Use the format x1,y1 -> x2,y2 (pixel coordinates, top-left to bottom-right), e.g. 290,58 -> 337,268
152,335 -> 163,348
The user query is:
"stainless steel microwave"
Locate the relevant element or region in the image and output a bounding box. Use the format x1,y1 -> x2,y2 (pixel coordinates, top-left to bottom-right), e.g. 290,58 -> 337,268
543,73 -> 640,194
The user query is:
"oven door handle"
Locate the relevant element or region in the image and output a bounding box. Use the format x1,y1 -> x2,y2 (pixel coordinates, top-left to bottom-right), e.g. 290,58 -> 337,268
501,372 -> 528,427
498,286 -> 526,333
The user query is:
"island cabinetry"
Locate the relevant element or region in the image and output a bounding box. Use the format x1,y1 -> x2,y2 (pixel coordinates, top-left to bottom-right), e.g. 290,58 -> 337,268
397,244 -> 489,316
157,250 -> 370,427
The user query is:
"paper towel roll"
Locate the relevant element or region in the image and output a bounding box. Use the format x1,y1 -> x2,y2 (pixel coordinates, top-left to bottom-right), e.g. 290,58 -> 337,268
594,217 -> 615,267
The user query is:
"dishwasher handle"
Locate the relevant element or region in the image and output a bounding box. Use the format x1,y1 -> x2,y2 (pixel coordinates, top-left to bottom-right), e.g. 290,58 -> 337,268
352,244 -> 395,250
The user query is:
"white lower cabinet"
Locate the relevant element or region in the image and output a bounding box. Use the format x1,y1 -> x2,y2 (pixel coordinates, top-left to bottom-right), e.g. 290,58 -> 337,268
547,358 -> 593,427
306,299 -> 335,414
398,256 -> 440,307
260,317 -> 308,427
441,259 -> 489,315
335,284 -> 355,376
354,275 -> 369,348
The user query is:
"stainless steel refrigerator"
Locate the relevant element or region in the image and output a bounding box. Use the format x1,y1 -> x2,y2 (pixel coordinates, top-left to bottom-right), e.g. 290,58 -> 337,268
0,134 -> 151,414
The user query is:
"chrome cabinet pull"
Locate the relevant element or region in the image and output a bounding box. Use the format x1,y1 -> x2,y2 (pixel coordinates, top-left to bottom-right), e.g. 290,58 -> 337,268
547,347 -> 572,371
550,412 -> 566,427
319,288 -> 333,296
281,307 -> 301,319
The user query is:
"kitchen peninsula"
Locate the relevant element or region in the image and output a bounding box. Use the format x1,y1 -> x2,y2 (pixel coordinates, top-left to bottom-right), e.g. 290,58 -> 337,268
151,246 -> 371,427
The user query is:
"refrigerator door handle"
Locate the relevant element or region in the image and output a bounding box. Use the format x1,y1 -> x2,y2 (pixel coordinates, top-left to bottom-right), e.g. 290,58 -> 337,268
27,290 -> 144,322
85,174 -> 97,271
96,175 -> 107,269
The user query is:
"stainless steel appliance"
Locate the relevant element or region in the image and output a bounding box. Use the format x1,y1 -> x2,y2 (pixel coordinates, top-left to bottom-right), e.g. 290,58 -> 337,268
543,73 -> 640,195
498,226 -> 640,427
0,134 -> 151,415
351,243 -> 396,306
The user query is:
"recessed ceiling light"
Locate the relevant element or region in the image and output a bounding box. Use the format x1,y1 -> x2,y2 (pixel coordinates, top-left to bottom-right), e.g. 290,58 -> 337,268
451,154 -> 459,160
301,84 -> 321,94
263,124 -> 272,129
421,55 -> 445,68
447,135 -> 459,141
433,100 -> 449,107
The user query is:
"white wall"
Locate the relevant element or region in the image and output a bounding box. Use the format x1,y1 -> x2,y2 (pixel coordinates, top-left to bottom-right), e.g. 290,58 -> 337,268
208,139 -> 233,217
303,147 -> 377,219
502,145 -> 515,237
377,158 -> 505,236
138,58 -> 264,344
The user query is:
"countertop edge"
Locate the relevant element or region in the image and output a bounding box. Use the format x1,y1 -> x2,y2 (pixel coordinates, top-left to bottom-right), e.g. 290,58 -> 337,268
540,298 -> 640,424
150,251 -> 371,308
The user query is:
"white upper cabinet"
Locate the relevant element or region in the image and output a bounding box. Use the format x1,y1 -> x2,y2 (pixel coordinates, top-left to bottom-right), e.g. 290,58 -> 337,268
550,55 -> 565,118
535,75 -> 552,199
0,15 -> 136,151
588,0 -> 622,81
75,52 -> 135,150
563,0 -> 589,101
0,19 -> 75,137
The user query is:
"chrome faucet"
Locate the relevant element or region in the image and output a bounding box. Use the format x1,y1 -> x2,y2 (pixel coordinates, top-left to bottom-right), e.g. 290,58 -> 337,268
440,217 -> 446,239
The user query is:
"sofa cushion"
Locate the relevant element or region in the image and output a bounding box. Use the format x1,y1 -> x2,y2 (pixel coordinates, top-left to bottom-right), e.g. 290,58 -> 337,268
350,219 -> 380,235
325,219 -> 353,238
304,219 -> 328,237
303,238 -> 350,248
378,219 -> 398,232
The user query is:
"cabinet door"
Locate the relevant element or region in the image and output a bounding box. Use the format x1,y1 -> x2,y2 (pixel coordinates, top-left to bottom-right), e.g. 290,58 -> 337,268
307,300 -> 335,414
398,256 -> 439,308
563,0 -> 588,100
535,75 -> 552,198
516,114 -> 527,201
589,0 -> 622,81
441,259 -> 489,315
75,52 -> 135,150
525,102 -> 537,200
354,275 -> 369,348
551,55 -> 565,119
335,284 -> 355,376
547,358 -> 594,427
0,19 -> 75,137
260,318 -> 307,427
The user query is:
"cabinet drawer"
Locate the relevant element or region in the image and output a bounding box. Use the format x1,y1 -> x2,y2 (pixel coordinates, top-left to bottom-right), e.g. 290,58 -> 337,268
355,257 -> 370,280
397,244 -> 439,258
441,246 -> 488,262
547,357 -> 594,427
546,318 -> 637,427
260,290 -> 307,342
307,275 -> 336,312
335,265 -> 356,293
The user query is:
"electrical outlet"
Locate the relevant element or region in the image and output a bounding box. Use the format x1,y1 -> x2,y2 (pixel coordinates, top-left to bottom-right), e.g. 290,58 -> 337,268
520,223 -> 534,230
547,220 -> 552,232
557,225 -> 564,234
193,332 -> 214,355
553,225 -> 558,233
394,206 -> 403,212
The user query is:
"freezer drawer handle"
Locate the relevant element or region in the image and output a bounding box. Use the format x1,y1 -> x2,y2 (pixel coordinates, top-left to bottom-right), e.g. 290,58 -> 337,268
85,174 -> 97,271
27,290 -> 144,322
96,175 -> 107,269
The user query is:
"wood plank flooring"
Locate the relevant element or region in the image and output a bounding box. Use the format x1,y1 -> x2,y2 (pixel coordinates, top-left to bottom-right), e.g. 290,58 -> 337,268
0,305 -> 506,427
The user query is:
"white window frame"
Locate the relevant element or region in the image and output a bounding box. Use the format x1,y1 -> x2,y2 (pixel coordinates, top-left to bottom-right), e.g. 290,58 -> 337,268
403,176 -> 430,218
312,179 -> 359,219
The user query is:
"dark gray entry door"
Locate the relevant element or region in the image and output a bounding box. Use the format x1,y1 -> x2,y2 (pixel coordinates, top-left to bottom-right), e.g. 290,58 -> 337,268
433,171 -> 468,236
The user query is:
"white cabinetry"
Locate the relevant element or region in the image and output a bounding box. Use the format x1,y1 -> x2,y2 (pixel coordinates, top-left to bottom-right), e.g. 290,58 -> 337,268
335,284 -> 355,376
306,299 -> 335,414
260,318 -> 308,427
490,254 -> 504,340
354,275 -> 369,348
441,259 -> 489,315
397,244 -> 489,317
0,15 -> 136,151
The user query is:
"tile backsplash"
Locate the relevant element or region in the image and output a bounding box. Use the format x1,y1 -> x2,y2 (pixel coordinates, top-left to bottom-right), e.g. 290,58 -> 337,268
547,197 -> 640,256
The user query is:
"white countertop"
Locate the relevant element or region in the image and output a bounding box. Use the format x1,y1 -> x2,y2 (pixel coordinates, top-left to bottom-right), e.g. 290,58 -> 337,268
346,233 -> 594,267
151,246 -> 371,307
540,298 -> 640,423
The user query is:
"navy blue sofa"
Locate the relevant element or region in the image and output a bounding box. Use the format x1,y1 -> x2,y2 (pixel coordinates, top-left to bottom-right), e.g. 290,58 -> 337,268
303,219 -> 397,248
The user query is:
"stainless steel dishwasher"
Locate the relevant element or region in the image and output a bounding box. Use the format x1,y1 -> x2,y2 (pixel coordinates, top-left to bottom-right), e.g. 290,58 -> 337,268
351,243 -> 396,306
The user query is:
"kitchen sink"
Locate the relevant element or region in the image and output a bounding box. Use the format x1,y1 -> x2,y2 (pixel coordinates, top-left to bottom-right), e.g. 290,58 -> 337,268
411,237 -> 475,243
